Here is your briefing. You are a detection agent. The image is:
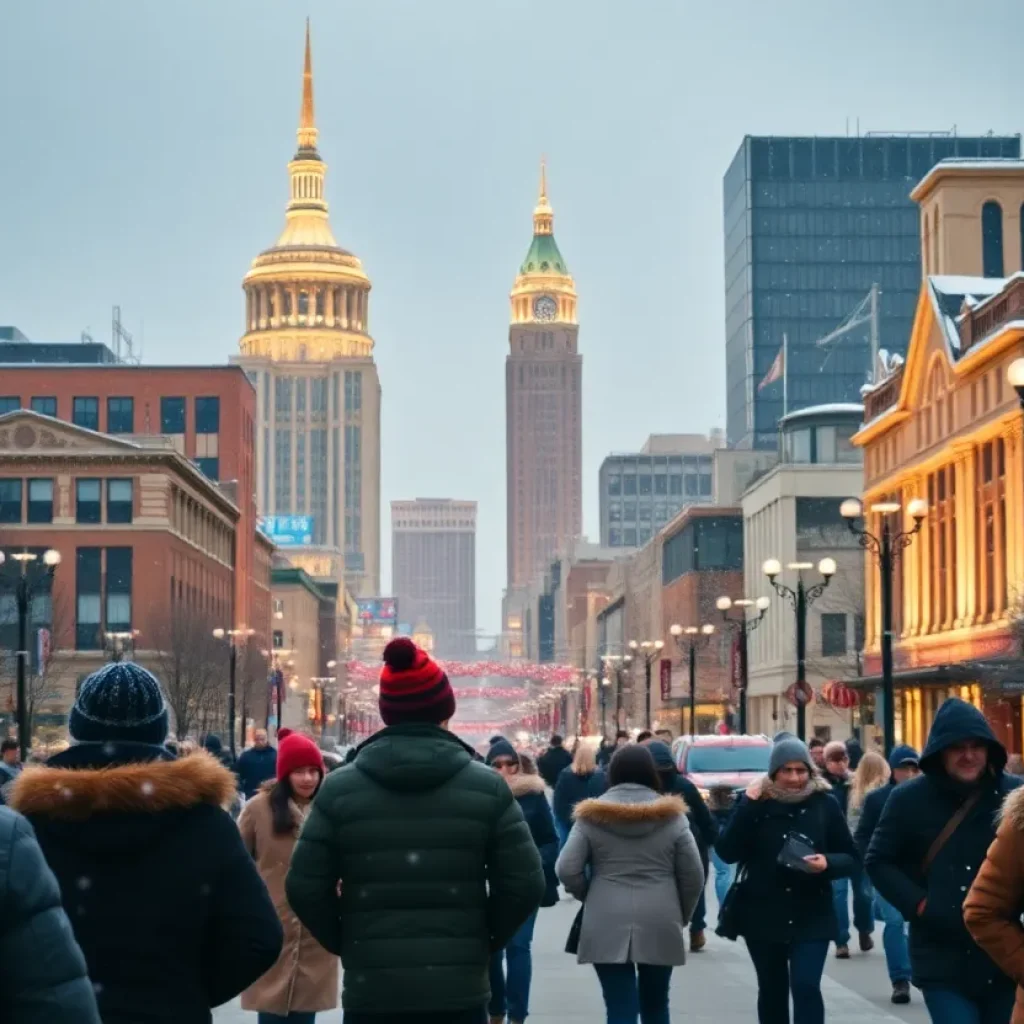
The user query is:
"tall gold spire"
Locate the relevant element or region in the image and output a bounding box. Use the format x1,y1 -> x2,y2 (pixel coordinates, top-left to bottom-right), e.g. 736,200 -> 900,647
297,18 -> 318,154
533,156 -> 553,236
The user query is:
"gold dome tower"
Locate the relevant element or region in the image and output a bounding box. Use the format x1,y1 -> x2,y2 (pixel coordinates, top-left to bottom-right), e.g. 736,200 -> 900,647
236,21 -> 381,597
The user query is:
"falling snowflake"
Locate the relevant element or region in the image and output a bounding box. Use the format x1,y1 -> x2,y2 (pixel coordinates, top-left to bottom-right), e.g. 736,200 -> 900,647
102,743 -> 117,757
60,787 -> 73,800
406,851 -> 421,865
199,883 -> 211,897
140,781 -> 155,797
76,876 -> 91,891
92,983 -> 103,996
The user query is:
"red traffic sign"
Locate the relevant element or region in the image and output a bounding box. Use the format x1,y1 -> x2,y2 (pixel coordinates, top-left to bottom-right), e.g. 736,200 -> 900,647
785,680 -> 814,707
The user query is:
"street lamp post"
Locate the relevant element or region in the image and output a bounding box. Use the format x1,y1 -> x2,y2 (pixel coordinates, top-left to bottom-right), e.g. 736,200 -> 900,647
763,557 -> 838,742
628,639 -> 665,731
669,623 -> 716,736
0,549 -> 61,762
212,627 -> 256,761
716,595 -> 771,734
601,654 -> 632,733
840,496 -> 927,756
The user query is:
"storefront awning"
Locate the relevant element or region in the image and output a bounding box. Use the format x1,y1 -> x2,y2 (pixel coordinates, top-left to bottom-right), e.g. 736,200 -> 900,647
847,659 -> 1024,691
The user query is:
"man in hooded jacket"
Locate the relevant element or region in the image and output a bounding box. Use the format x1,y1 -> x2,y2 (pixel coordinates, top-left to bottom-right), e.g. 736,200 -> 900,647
866,697 -> 1021,1020
286,638 -> 544,1023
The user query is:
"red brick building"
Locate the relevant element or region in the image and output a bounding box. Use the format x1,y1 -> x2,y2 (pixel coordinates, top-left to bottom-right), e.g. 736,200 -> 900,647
0,409 -> 269,730
0,365 -> 261,634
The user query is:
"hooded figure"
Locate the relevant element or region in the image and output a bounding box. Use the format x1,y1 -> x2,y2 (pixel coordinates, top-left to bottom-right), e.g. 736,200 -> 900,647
866,698 -> 1021,1015
8,661 -> 283,1024
285,638 -> 544,1021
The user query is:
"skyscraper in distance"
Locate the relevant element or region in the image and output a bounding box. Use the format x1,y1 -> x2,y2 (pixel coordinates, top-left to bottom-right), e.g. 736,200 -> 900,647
725,132 -> 1022,449
506,161 -> 582,592
234,22 -> 381,595
391,499 -> 477,658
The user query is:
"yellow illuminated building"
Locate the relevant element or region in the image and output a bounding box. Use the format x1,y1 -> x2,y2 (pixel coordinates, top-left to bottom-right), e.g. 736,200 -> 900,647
234,22 -> 381,596
855,157 -> 1024,754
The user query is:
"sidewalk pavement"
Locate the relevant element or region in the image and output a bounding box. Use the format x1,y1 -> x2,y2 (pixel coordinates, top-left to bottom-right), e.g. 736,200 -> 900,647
214,895 -> 928,1022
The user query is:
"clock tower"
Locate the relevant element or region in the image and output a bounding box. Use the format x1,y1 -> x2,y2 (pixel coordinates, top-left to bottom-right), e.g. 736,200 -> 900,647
505,161 -> 582,597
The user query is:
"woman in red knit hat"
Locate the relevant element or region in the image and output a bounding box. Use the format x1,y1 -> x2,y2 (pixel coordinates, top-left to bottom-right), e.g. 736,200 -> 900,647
238,731 -> 337,1023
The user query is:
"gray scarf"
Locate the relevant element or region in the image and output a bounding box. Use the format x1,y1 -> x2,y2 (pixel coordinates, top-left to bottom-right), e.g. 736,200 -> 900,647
760,774 -> 826,804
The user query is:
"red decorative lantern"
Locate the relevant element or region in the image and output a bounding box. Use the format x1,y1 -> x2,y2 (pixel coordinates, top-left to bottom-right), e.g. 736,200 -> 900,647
821,681 -> 860,709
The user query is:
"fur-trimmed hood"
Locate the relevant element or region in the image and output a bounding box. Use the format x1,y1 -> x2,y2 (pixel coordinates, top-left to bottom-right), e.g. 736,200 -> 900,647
505,771 -> 547,799
1000,785 -> 1024,831
574,782 -> 688,838
10,749 -> 236,821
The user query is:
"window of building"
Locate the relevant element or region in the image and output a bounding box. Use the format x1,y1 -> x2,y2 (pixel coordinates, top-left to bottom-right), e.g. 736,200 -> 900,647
295,378 -> 307,415
106,479 -> 133,523
623,501 -> 637,522
639,528 -> 652,545
272,629 -> 284,649
622,475 -> 637,496
607,475 -> 621,496
669,474 -> 683,496
608,527 -> 623,547
662,516 -> 743,583
72,397 -> 99,430
821,613 -> 848,656
344,371 -> 363,415
161,396 -> 186,433
684,475 -> 698,496
27,479 -> 53,524
0,480 -> 22,522
623,527 -> 637,546
699,473 -> 712,496
982,201 -> 1004,278
105,547 -> 132,633
195,458 -> 219,481
0,397 -> 20,414
195,397 -> 220,434
30,396 -> 57,417
638,475 -> 652,496
654,474 -> 668,495
310,377 -> 327,417
106,397 -> 134,434
76,479 -> 102,524
608,503 -> 623,523
76,547 -> 102,650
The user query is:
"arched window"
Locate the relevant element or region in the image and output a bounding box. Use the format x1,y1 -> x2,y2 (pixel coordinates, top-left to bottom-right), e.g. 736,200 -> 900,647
982,201 -> 1004,278
298,290 -> 309,316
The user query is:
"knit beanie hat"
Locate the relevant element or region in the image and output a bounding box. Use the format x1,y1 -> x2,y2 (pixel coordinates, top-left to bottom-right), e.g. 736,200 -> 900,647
69,661 -> 169,746
768,736 -> 813,778
773,730 -> 796,743
276,731 -> 326,782
378,637 -> 455,726
486,737 -> 518,765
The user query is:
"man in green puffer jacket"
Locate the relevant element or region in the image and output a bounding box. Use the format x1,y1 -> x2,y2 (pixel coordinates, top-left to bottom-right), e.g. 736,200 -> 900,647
286,638 -> 544,1023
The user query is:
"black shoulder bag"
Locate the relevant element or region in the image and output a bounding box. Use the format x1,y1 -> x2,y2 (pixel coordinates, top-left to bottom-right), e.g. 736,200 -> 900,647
715,864 -> 747,941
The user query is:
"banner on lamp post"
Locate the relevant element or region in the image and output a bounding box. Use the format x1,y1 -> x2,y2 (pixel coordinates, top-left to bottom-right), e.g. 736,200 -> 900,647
659,659 -> 672,702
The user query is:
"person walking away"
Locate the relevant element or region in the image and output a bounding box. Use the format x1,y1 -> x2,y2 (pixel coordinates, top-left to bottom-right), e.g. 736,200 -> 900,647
715,736 -> 859,1024
486,741 -> 559,1024
557,744 -> 704,1024
598,732 -> 629,769
286,638 -> 544,1023
538,734 -> 572,789
239,731 -> 337,1024
965,783 -> 1024,1024
845,735 -> 865,771
822,740 -> 874,958
0,804 -> 101,1023
9,661 -> 283,1024
646,740 -> 718,952
866,697 -> 1020,1022
236,728 -> 278,800
853,745 -> 919,1005
706,784 -> 737,909
553,742 -> 604,849
0,737 -> 22,803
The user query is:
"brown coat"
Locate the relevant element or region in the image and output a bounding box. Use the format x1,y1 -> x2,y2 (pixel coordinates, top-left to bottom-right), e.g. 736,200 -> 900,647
238,789 -> 339,1015
964,786 -> 1024,1023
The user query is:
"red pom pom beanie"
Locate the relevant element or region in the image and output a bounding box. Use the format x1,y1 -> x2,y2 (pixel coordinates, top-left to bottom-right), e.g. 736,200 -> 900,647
378,637 -> 455,726
276,731 -> 325,782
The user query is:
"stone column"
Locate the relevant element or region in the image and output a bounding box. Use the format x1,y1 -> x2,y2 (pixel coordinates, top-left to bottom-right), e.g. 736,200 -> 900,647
1005,423 -> 1024,600
953,443 -> 977,627
326,285 -> 335,327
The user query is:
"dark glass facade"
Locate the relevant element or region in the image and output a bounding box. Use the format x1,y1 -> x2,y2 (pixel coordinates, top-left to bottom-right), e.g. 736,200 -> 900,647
725,134 -> 1022,449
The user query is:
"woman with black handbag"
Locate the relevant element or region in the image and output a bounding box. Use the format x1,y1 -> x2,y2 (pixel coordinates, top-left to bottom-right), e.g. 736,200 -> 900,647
715,736 -> 859,1024
556,744 -> 704,1024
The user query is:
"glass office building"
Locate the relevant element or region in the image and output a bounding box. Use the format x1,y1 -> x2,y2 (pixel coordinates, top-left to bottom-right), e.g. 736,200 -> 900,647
724,134 -> 1022,449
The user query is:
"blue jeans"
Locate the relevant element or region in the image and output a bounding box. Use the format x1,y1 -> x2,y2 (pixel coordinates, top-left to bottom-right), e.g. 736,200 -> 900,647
921,985 -> 1016,1023
874,892 -> 911,983
257,1014 -> 316,1024
555,818 -> 571,851
832,871 -> 874,946
746,939 -> 829,1024
710,847 -> 735,909
593,963 -> 673,1024
489,911 -> 537,1020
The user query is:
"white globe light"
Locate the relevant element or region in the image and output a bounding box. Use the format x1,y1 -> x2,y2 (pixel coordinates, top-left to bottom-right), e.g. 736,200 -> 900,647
1008,357 -> 1024,389
907,497 -> 928,520
756,596 -> 771,611
763,558 -> 782,578
818,557 -> 837,578
840,498 -> 863,519
716,596 -> 732,611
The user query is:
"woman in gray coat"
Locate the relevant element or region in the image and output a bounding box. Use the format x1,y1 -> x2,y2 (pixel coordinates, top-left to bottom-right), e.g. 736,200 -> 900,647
556,744 -> 704,1024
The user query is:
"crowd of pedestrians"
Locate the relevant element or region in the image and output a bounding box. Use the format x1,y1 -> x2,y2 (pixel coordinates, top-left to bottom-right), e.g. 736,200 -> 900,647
7,643 -> 1024,1023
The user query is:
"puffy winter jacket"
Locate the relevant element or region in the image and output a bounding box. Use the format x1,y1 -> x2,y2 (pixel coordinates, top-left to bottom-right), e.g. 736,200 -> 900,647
506,771 -> 560,905
552,767 -> 606,832
866,698 -> 1021,998
537,744 -> 572,788
286,722 -> 545,1015
0,806 -> 100,1023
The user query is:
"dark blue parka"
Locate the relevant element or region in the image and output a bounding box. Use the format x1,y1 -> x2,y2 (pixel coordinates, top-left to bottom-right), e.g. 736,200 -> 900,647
853,744 -> 918,857
866,698 -> 1022,997
234,744 -> 277,800
552,766 -> 605,833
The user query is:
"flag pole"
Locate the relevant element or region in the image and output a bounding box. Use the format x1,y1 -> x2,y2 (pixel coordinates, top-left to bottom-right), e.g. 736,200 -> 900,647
782,332 -> 789,416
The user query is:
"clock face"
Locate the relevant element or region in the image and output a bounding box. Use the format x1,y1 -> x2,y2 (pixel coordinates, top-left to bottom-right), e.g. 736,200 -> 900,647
534,295 -> 557,322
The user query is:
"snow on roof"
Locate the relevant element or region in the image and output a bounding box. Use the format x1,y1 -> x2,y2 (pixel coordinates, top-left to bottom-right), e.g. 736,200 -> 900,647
913,158 -> 1024,196
929,275 -> 1007,298
780,403 -> 864,425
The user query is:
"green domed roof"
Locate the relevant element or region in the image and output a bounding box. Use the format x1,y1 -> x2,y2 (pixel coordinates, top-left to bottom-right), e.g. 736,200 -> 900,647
520,232 -> 569,276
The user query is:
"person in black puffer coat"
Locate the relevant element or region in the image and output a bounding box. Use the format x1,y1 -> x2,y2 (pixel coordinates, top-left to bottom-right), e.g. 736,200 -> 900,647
716,736 -> 858,1024
866,697 -> 1021,1022
487,739 -> 559,1024
537,734 -> 573,789
552,741 -> 605,848
0,804 -> 101,1023
646,740 -> 717,952
10,662 -> 283,1024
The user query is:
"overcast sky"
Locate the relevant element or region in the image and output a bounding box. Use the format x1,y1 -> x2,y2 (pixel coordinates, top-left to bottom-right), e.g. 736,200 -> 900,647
1,0 -> 1020,639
